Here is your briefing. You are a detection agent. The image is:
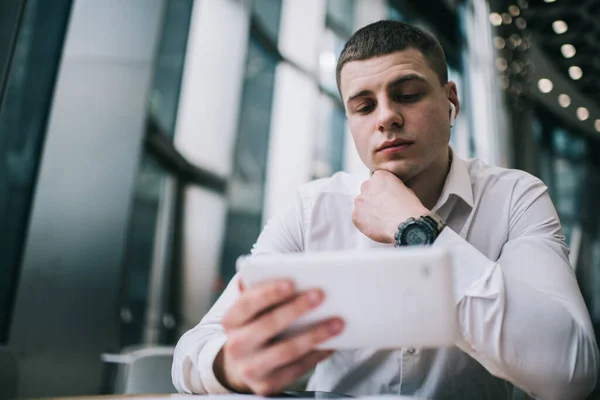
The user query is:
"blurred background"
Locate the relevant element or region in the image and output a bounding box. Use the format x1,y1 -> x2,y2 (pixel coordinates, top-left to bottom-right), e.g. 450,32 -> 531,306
1,0 -> 599,398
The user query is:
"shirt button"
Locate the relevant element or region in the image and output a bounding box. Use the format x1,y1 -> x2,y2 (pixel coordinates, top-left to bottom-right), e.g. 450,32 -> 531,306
406,347 -> 416,355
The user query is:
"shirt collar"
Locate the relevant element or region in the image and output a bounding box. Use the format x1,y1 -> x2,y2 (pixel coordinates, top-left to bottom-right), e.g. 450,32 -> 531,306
433,148 -> 474,212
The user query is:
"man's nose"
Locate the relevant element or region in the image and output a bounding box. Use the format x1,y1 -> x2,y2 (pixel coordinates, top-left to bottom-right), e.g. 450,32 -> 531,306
376,100 -> 403,132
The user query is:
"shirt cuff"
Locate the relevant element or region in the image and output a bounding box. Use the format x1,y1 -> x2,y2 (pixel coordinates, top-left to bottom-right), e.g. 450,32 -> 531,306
434,228 -> 497,304
198,335 -> 233,394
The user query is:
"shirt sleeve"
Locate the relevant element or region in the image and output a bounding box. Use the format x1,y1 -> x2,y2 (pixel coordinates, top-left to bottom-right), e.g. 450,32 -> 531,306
435,178 -> 599,400
171,189 -> 307,394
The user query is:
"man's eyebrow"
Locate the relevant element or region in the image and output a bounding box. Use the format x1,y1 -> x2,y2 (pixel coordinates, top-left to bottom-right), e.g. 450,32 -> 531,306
387,74 -> 427,89
346,74 -> 428,106
346,90 -> 373,106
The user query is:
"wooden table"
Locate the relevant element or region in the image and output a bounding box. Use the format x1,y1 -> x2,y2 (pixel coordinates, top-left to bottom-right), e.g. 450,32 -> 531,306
38,395 -> 198,400
37,394 -> 421,400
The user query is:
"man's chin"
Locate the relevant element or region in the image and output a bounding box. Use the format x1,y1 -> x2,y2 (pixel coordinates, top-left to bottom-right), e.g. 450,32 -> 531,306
373,161 -> 418,181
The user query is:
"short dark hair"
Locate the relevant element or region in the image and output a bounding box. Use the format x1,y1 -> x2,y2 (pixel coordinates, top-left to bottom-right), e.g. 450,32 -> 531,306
336,20 -> 448,92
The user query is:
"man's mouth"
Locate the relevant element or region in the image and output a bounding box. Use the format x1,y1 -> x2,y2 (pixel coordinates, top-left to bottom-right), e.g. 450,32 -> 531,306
377,139 -> 415,153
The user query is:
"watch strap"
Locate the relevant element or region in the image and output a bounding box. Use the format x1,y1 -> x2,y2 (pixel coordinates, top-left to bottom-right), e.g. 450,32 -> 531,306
424,213 -> 445,231
394,213 -> 446,247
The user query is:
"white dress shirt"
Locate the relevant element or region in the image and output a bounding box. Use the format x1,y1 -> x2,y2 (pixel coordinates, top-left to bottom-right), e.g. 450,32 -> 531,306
172,154 -> 599,400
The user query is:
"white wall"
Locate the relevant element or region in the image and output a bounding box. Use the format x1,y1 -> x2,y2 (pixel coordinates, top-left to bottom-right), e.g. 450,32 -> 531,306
8,0 -> 166,395
463,0 -> 510,166
175,0 -> 251,176
355,0 -> 387,27
262,0 -> 327,223
179,186 -> 227,331
174,0 -> 251,330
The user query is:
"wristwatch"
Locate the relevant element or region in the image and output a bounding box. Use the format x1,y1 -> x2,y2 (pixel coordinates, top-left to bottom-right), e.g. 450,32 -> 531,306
394,213 -> 446,247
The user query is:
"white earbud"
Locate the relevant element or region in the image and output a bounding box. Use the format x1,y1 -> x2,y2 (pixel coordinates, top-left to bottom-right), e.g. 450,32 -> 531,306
449,103 -> 456,127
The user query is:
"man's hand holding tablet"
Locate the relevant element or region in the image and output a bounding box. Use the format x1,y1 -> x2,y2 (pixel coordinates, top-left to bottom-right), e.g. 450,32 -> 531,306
213,276 -> 345,396
214,247 -> 456,396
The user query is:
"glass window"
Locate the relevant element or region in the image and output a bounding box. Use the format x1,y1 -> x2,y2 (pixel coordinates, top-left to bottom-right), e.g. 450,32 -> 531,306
119,154 -> 168,347
252,0 -> 283,44
389,0 -> 430,30
220,35 -> 279,284
319,28 -> 346,97
313,1 -> 351,181
533,118 -> 554,193
0,0 -> 25,90
590,240 -> 600,322
327,0 -> 355,36
553,159 -> 579,239
448,66 -> 470,157
312,94 -> 346,179
389,5 -> 405,22
389,0 -> 408,21
551,128 -> 585,241
119,0 -> 194,346
534,109 -> 587,244
0,0 -> 71,342
148,0 -> 194,138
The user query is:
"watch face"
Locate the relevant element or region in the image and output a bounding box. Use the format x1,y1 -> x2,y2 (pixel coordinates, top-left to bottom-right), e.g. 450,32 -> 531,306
403,224 -> 430,245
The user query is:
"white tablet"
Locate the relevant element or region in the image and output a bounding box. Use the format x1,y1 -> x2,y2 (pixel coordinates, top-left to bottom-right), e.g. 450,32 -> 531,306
237,247 -> 458,350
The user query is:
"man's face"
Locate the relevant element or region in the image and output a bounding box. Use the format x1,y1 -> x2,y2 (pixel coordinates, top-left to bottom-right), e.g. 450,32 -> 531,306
340,49 -> 459,181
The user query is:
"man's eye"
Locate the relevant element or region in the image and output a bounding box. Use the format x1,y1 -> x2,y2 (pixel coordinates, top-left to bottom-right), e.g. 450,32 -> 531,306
357,104 -> 375,113
397,94 -> 421,102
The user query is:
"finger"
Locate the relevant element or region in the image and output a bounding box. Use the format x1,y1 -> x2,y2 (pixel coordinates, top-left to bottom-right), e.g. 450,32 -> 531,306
240,289 -> 325,349
250,350 -> 335,396
246,317 -> 343,378
353,195 -> 364,210
360,180 -> 370,193
222,279 -> 294,330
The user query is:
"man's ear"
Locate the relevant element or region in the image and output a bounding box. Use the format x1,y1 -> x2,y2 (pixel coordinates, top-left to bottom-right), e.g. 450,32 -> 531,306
446,81 -> 460,121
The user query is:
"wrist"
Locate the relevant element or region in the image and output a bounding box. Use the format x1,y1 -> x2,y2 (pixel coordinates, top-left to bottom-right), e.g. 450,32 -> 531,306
409,207 -> 430,220
387,207 -> 429,243
393,212 -> 446,247
213,345 -> 251,393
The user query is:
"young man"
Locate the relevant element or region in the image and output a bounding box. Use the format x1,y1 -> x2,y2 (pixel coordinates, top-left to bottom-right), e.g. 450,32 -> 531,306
172,21 -> 599,399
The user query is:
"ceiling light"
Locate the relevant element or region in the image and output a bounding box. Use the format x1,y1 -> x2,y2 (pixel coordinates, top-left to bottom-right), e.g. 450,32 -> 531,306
544,0 -> 556,2
494,37 -> 506,49
538,78 -> 553,93
515,17 -> 527,30
595,119 -> 600,132
569,66 -> 583,80
561,44 -> 576,58
510,34 -> 523,47
509,5 -> 520,16
518,0 -> 529,8
558,94 -> 571,108
519,38 -> 531,50
552,20 -> 568,34
495,57 -> 508,72
511,82 -> 523,95
511,61 -> 524,74
489,13 -> 502,26
577,107 -> 589,121
502,13 -> 513,24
